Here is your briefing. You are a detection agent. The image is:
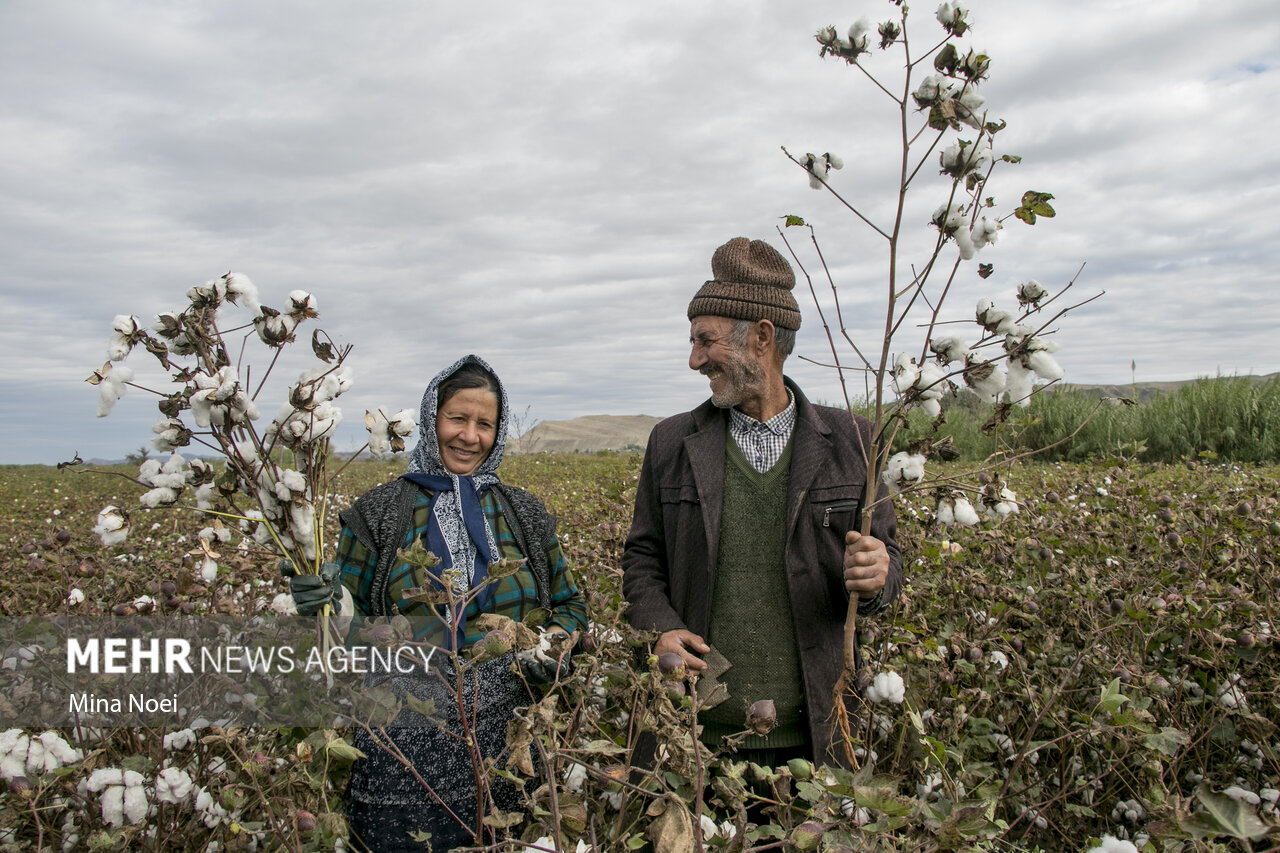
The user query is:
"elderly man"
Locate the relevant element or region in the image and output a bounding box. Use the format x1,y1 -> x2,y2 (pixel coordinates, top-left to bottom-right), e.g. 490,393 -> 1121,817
622,236 -> 903,767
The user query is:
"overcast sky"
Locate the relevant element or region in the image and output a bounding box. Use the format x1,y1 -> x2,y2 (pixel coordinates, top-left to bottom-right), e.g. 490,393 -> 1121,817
2,0 -> 1277,466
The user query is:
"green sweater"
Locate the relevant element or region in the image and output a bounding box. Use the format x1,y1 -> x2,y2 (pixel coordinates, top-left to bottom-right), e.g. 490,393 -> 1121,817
700,434 -> 807,750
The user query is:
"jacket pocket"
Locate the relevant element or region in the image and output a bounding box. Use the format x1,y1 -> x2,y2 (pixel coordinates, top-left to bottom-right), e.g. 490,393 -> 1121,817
659,484 -> 700,505
809,486 -> 864,575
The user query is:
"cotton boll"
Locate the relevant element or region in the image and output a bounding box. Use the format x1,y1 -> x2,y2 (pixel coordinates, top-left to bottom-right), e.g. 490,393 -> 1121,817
286,290 -> 318,319
807,153 -> 829,190
154,767 -> 194,805
865,671 -> 905,704
138,459 -> 162,485
93,506 -> 130,547
972,217 -> 1000,249
913,75 -> 944,107
848,17 -> 871,51
1027,349 -> 1064,382
891,353 -> 920,397
976,299 -> 1017,335
935,498 -> 955,526
915,361 -> 947,398
223,273 -> 261,317
929,336 -> 970,365
1005,361 -> 1034,407
139,487 -> 179,508
953,497 -> 980,526
1017,280 -> 1049,307
1087,835 -> 1139,853
94,364 -> 134,417
200,557 -> 218,585
107,315 -> 141,361
270,593 -> 297,617
883,452 -> 926,494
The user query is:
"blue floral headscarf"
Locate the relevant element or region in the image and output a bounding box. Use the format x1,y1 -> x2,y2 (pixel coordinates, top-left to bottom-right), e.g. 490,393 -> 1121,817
403,354 -> 510,647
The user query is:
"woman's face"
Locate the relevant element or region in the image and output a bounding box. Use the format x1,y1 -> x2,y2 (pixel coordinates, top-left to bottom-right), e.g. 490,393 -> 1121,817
435,387 -> 499,476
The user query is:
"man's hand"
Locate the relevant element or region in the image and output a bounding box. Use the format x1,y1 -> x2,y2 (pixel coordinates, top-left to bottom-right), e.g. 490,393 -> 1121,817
654,629 -> 709,673
844,531 -> 889,599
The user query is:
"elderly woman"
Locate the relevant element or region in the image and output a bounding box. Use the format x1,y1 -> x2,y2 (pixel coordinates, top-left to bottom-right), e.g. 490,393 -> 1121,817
289,354 -> 588,852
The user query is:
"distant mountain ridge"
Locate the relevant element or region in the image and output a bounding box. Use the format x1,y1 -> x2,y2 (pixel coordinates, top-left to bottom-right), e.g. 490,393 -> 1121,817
509,414 -> 662,455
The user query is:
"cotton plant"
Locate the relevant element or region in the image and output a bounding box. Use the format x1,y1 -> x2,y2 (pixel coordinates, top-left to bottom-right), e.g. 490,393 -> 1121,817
82,272 -> 414,673
773,2 -> 1099,740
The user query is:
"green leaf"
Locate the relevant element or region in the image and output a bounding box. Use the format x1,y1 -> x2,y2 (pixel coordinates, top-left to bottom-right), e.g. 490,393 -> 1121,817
782,215 -> 807,227
853,786 -> 916,816
933,43 -> 958,75
322,735 -> 366,764
1100,678 -> 1129,715
1144,726 -> 1189,758
581,739 -> 626,756
1183,787 -> 1271,840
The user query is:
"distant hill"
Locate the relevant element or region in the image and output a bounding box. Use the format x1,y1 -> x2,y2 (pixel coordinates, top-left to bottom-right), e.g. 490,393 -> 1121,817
509,415 -> 662,455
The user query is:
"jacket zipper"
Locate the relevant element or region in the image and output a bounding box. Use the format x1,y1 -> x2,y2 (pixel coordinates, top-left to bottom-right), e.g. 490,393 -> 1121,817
823,501 -> 861,527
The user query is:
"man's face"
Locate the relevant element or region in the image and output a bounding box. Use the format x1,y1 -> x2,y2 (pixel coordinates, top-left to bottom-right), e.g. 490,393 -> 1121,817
688,315 -> 766,409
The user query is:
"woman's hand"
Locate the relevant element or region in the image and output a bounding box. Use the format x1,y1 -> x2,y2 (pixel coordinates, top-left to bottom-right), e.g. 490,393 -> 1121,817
283,561 -> 343,617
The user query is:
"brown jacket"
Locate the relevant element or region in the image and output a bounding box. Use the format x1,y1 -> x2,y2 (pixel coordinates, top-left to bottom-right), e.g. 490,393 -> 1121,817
621,378 -> 902,765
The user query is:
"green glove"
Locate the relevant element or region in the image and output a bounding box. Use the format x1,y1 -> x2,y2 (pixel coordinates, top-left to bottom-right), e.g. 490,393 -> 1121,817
286,561 -> 342,618
519,655 -> 573,686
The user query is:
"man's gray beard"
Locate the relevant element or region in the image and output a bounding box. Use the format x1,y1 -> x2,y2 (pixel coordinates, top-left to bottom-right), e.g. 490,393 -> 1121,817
707,357 -> 766,409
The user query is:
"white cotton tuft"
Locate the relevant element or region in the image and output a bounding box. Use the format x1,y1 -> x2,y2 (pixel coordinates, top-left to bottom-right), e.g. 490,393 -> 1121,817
154,767 -> 194,805
1005,361 -> 1034,407
287,290 -> 318,318
139,487 -> 179,508
200,557 -> 218,585
913,75 -> 944,106
223,273 -> 262,317
1026,349 -> 1063,382
935,498 -> 955,526
929,336 -> 970,365
94,364 -> 134,417
972,217 -> 1000,249
953,497 -> 980,526
1086,836 -> 1139,853
107,315 -> 141,362
1017,280 -> 1049,306
163,729 -> 196,751
976,299 -> 1017,335
891,353 -> 920,397
93,506 -> 129,547
865,671 -> 905,704
270,593 -> 297,617
882,452 -> 926,494
807,153 -> 829,190
848,17 -> 871,50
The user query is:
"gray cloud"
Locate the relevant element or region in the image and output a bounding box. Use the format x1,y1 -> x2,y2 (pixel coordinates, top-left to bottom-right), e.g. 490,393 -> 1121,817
1,0 -> 1277,464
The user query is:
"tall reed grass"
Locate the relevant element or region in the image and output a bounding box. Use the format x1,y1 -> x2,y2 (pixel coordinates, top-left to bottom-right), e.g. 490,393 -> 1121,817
888,374 -> 1280,463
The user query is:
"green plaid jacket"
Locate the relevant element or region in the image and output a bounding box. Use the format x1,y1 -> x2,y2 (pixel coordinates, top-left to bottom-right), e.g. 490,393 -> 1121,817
336,487 -> 588,649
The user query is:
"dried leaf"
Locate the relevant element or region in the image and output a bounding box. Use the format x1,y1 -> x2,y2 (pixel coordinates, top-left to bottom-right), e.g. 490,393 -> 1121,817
312,330 -> 335,363
647,799 -> 694,853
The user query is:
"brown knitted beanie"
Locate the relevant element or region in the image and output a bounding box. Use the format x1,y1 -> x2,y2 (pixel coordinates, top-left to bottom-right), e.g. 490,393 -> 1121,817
687,237 -> 802,330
